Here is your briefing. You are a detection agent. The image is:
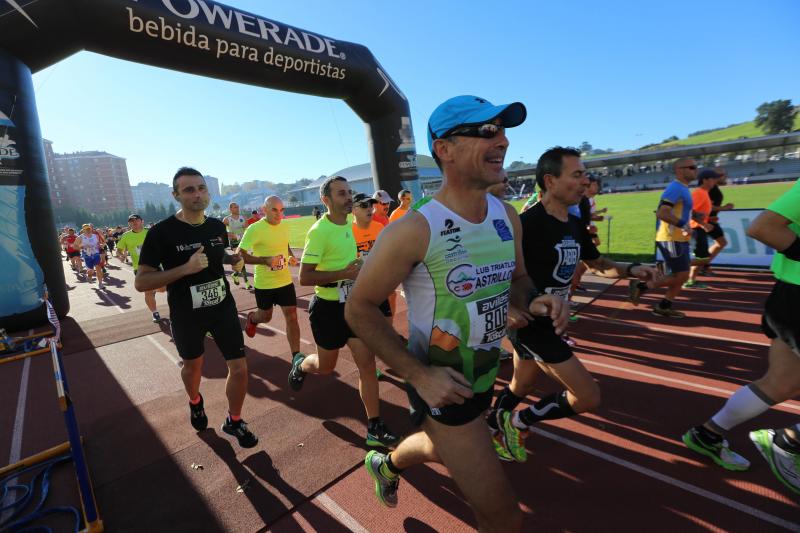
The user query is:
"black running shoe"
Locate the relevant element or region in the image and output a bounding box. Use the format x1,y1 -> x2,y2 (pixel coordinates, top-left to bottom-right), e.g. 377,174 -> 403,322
288,353 -> 307,391
152,311 -> 161,323
221,418 -> 258,448
189,395 -> 208,431
366,420 -> 402,448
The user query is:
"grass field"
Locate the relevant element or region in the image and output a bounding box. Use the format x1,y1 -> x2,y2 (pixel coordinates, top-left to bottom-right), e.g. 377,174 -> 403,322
283,182 -> 794,261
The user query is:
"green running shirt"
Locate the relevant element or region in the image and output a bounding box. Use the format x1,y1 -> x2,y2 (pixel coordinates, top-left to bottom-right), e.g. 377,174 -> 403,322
767,178 -> 800,285
116,229 -> 148,270
238,219 -> 293,289
404,195 -> 516,393
301,214 -> 357,301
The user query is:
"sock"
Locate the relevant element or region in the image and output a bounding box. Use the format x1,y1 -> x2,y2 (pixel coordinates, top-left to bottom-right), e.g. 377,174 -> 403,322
637,281 -> 649,294
511,411 -> 528,430
694,424 -> 723,445
189,394 -> 202,405
518,391 -> 577,426
710,384 -> 774,432
494,386 -> 524,412
658,298 -> 672,309
382,453 -> 401,477
367,417 -> 381,431
292,352 -> 302,358
775,429 -> 800,454
228,413 -> 241,423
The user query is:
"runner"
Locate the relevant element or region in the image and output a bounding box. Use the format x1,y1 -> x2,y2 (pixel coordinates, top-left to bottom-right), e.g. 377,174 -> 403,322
135,167 -> 257,448
246,209 -> 260,226
488,147 -> 659,463
238,195 -> 304,360
346,95 -> 567,530
223,202 -> 252,290
570,175 -> 607,295
116,214 -> 162,322
629,158 -> 698,318
74,223 -> 104,288
387,189 -> 412,224
60,227 -> 82,273
681,179 -> 800,494
351,192 -> 393,322
486,175 -> 515,361
684,169 -> 719,288
702,166 -> 735,274
287,176 -> 400,448
520,185 -> 539,213
372,190 -> 392,226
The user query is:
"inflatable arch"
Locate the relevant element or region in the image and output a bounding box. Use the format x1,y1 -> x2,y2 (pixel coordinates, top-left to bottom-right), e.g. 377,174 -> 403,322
0,0 -> 419,331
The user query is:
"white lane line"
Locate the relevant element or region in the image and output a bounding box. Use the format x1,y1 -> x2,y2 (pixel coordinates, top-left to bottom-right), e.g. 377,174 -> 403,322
533,428 -> 800,531
2,330 -> 34,520
315,491 -> 370,533
579,314 -> 771,347
580,359 -> 800,413
145,334 -> 183,367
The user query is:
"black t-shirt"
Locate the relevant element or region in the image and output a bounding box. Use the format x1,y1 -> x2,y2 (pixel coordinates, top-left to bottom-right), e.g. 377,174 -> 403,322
709,185 -> 724,219
578,196 -> 592,227
520,202 -> 600,299
139,215 -> 232,317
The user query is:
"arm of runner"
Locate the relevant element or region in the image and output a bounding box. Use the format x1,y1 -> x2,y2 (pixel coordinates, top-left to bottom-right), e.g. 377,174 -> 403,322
503,202 -> 535,330
238,248 -> 280,267
345,213 -> 474,408
135,246 -> 208,291
746,210 -> 797,251
298,260 -> 361,286
584,256 -> 660,282
288,244 -> 298,266
656,204 -> 684,227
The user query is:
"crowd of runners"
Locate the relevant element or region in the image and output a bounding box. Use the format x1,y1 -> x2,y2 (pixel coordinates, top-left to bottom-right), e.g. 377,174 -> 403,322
58,94 -> 800,530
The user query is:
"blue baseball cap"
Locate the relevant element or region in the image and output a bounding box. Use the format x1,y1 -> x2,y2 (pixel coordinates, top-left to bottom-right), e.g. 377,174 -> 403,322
427,95 -> 527,153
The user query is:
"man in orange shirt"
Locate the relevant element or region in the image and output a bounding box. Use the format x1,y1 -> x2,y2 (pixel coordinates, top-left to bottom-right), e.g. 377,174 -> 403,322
387,189 -> 412,224
372,190 -> 392,226
352,193 -> 392,320
685,169 -> 719,288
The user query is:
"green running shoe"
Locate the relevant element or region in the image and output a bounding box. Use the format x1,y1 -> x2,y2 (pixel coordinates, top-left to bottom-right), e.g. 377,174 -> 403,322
497,409 -> 528,463
682,427 -> 750,471
364,450 -> 399,508
749,429 -> 800,496
492,431 -> 514,462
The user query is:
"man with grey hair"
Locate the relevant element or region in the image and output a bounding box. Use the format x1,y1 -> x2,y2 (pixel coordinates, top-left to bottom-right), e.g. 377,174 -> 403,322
237,195 -> 303,360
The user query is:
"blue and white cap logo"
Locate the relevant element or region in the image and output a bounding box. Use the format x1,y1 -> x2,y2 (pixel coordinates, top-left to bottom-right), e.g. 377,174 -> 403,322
0,110 -> 14,128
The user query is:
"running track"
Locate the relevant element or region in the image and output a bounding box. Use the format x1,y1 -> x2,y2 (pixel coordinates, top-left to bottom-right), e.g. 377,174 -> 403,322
1,261 -> 798,531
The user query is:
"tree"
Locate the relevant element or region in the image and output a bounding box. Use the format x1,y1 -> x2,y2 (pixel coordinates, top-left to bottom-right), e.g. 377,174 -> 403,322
288,195 -> 299,204
507,160 -> 530,170
579,141 -> 593,154
755,99 -> 797,135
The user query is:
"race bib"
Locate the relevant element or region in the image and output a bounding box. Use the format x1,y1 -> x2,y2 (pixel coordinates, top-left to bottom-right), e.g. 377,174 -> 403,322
466,290 -> 509,347
271,255 -> 286,271
190,278 -> 227,309
338,280 -> 354,303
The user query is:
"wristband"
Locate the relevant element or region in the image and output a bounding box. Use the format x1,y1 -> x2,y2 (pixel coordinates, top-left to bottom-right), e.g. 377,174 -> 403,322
625,262 -> 641,278
526,288 -> 542,307
780,236 -> 800,261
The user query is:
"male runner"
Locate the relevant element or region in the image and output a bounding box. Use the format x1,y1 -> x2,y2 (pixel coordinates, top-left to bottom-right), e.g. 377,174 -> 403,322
372,190 -> 392,226
682,179 -> 800,496
287,177 -> 400,448
246,209 -> 261,226
136,167 -> 257,448
351,192 -> 392,321
238,195 -> 304,360
490,147 -> 659,463
684,169 -> 719,288
629,158 -> 698,318
223,202 -> 252,290
116,214 -> 162,322
702,167 -> 735,273
60,227 -> 82,273
74,224 -> 104,288
346,95 -> 567,530
388,189 -> 412,224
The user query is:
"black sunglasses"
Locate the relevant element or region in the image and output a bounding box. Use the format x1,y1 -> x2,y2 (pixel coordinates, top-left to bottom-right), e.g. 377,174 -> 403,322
355,201 -> 373,209
430,122 -> 504,142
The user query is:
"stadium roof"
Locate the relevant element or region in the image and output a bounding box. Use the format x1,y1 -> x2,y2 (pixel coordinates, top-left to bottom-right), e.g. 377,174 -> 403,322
508,131 -> 800,176
289,155 -> 441,193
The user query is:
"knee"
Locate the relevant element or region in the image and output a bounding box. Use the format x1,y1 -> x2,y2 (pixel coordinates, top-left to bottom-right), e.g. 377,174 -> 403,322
257,309 -> 273,322
676,271 -> 690,284
576,382 -> 602,412
227,360 -> 248,379
283,307 -> 298,321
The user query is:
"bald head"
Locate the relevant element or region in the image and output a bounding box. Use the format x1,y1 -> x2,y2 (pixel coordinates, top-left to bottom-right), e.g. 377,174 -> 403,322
263,195 -> 285,225
672,157 -> 697,185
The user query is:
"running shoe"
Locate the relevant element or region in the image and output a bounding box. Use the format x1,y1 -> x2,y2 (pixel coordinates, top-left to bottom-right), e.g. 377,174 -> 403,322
562,335 -> 577,347
244,281 -> 253,290
749,429 -> 800,495
651,305 -> 686,319
628,280 -> 643,306
152,311 -> 161,323
245,311 -> 257,338
492,431 -> 514,462
364,450 -> 399,508
221,418 -> 258,448
683,280 -> 709,289
497,409 -> 528,463
232,271 -> 240,286
366,420 -> 401,448
288,352 -> 307,391
568,314 -> 580,323
189,395 -> 208,431
569,300 -> 580,310
681,427 -> 750,471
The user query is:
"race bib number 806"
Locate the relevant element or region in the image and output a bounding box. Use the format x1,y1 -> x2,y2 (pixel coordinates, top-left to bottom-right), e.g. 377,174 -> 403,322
190,278 -> 227,309
466,290 -> 509,347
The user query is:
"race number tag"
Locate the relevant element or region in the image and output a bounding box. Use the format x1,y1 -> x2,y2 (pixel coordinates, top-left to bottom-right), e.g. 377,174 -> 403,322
545,286 -> 571,299
466,290 -> 509,347
190,278 -> 227,309
338,280 -> 354,303
271,255 -> 286,271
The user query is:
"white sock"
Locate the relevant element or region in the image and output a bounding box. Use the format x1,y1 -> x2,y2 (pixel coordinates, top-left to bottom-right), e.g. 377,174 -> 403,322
711,385 -> 772,432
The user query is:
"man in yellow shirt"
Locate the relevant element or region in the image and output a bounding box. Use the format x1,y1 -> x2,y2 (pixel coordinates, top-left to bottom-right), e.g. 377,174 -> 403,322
387,189 -> 412,224
237,196 -> 303,360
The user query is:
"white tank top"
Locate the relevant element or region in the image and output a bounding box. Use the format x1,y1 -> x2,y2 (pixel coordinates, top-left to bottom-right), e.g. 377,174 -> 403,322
80,233 -> 100,254
227,215 -> 246,239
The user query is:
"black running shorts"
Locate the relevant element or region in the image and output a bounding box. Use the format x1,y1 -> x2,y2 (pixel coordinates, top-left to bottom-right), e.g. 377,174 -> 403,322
693,227 -> 710,259
67,250 -> 80,258
255,283 -> 297,310
707,222 -> 724,240
511,318 -> 574,364
407,383 -> 493,427
379,299 -> 392,317
308,295 -> 356,350
762,280 -> 800,356
170,297 -> 245,361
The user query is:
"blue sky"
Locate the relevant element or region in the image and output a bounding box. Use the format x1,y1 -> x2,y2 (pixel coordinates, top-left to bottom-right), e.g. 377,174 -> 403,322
31,0 -> 800,186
